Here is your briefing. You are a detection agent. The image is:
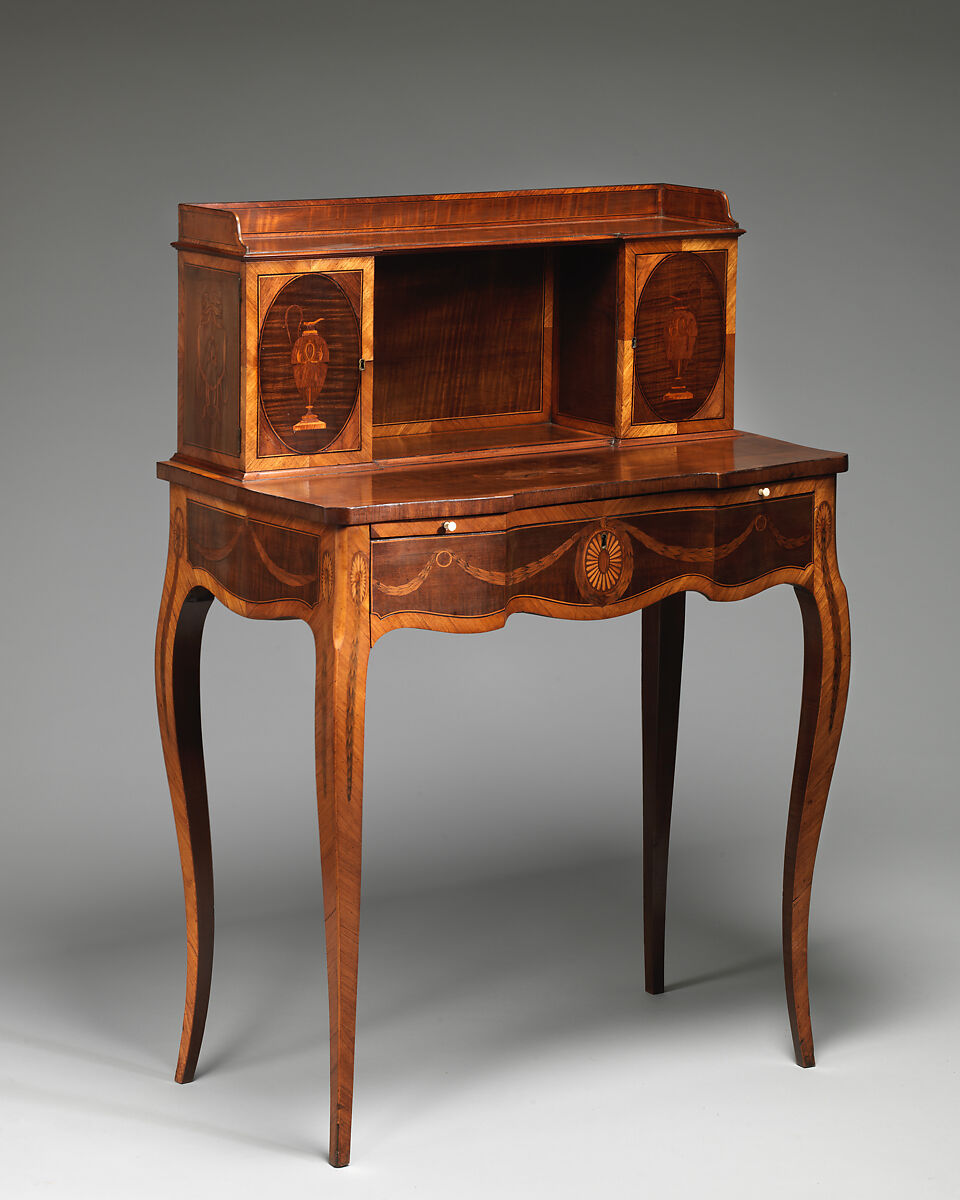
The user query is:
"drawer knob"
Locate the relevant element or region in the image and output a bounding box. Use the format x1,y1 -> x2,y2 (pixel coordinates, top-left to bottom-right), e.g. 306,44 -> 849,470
758,487 -> 771,499
441,520 -> 458,533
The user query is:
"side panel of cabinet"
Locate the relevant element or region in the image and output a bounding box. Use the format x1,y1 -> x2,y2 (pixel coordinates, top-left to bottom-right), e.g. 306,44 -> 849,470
617,238 -> 737,438
178,252 -> 243,469
244,255 -> 374,471
552,243 -> 619,433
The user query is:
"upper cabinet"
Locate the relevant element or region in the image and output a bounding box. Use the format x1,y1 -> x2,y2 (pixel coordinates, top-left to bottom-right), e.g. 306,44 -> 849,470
173,185 -> 742,477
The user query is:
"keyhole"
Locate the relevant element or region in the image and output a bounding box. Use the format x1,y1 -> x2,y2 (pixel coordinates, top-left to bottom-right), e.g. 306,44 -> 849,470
600,531 -> 608,549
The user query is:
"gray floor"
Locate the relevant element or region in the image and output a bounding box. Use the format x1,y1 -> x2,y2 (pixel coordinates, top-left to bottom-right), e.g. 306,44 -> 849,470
2,830 -> 955,1198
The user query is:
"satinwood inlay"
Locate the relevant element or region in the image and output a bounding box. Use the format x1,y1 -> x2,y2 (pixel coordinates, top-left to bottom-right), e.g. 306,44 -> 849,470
349,552 -> 368,608
816,500 -> 843,729
576,522 -> 633,602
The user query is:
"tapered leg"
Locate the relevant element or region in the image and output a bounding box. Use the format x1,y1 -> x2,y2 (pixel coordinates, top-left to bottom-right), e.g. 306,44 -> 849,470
156,513 -> 215,1085
313,531 -> 370,1167
642,592 -> 686,995
784,497 -> 850,1067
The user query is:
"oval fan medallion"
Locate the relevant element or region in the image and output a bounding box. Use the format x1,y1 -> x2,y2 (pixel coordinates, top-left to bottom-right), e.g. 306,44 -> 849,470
258,273 -> 361,454
633,252 -> 724,422
575,523 -> 633,604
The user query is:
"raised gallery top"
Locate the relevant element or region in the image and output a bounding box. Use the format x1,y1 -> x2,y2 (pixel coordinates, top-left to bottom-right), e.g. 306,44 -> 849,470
175,184 -> 743,259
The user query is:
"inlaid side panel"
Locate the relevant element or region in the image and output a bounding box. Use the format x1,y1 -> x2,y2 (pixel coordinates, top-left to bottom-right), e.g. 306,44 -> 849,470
180,263 -> 241,457
617,238 -> 737,438
186,500 -> 320,607
372,495 -> 813,619
633,251 -> 725,423
258,272 -> 363,457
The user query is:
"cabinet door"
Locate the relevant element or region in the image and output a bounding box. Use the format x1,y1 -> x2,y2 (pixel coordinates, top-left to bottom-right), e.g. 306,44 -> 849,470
246,256 -> 374,470
619,239 -> 737,438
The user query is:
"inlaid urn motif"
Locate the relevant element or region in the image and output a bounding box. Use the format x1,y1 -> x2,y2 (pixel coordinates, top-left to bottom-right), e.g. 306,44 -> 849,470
634,252 -> 725,422
662,304 -> 698,404
257,272 -> 362,455
286,305 -> 330,432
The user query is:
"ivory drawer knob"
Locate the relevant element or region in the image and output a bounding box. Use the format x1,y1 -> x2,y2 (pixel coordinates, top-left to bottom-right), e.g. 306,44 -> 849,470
758,487 -> 771,498
441,520 -> 457,533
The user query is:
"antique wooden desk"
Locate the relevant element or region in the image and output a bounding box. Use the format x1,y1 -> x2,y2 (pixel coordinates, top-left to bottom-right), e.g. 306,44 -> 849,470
155,185 -> 850,1166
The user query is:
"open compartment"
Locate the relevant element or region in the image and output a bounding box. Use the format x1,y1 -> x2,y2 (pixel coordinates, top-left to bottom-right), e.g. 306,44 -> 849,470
371,245 -> 613,463
552,242 -> 620,433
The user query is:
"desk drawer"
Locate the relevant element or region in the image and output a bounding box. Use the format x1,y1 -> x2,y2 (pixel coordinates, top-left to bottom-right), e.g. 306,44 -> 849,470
371,493 -> 813,620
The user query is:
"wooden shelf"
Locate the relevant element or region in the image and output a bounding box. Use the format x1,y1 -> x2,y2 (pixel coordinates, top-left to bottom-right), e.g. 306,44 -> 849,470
372,422 -> 609,466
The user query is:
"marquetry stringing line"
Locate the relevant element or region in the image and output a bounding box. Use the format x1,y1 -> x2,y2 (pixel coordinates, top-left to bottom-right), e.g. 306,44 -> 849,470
187,506 -> 317,589
373,510 -> 810,596
816,500 -> 843,730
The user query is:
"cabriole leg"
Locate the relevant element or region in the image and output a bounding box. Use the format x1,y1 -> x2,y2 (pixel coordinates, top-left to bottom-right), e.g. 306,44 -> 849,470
155,505 -> 215,1085
784,494 -> 850,1066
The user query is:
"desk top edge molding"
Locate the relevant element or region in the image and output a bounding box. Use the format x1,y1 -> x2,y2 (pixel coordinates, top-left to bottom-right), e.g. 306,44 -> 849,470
158,431 -> 847,526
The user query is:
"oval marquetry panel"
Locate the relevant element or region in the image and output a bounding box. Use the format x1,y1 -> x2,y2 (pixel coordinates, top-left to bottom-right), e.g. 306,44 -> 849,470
258,273 -> 361,454
634,252 -> 724,421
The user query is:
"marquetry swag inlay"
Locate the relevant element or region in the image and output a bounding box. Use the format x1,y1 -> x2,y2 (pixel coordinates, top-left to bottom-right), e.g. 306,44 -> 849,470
371,495 -> 814,617
186,500 -> 320,606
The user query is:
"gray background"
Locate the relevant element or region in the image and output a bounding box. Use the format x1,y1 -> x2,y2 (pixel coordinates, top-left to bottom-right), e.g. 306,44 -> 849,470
1,1 -> 957,1195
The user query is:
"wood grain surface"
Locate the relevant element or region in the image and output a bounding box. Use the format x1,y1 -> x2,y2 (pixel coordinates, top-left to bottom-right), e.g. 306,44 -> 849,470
186,499 -> 321,607
554,243 -> 619,427
156,487 -> 371,1166
784,482 -> 851,1066
155,519 -> 215,1086
373,248 -> 547,428
370,494 -> 813,622
160,431 -> 847,526
310,525 -> 370,1166
176,184 -> 742,259
642,592 -> 685,995
179,261 -> 242,460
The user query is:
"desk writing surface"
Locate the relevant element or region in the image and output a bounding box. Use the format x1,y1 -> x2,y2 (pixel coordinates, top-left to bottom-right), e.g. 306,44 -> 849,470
159,430 -> 847,526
